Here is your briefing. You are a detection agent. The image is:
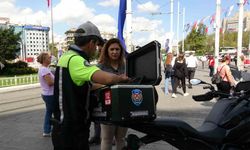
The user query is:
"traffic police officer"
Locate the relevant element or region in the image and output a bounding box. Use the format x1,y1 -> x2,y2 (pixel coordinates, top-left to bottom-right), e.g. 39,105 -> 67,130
52,21 -> 129,150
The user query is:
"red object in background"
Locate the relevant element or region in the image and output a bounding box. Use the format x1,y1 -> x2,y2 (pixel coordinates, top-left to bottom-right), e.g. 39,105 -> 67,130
244,59 -> 250,64
209,58 -> 215,67
47,0 -> 50,7
26,57 -> 34,62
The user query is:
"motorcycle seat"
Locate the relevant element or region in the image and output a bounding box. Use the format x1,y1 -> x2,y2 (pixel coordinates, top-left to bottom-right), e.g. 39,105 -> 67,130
153,118 -> 226,143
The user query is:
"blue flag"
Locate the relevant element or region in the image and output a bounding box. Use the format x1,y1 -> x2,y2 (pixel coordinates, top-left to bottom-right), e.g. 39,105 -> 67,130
117,0 -> 127,52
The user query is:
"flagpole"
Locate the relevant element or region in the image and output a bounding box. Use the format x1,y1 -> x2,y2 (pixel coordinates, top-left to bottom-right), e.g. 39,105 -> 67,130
170,0 -> 174,53
182,7 -> 185,52
237,0 -> 244,69
214,0 -> 221,73
126,0 -> 132,53
50,0 -> 55,56
176,0 -> 180,55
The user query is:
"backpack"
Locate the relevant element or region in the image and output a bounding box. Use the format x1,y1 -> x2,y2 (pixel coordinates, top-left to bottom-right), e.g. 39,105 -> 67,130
211,65 -> 225,84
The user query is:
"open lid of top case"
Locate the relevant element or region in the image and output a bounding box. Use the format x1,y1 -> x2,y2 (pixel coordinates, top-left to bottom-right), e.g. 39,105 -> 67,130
126,40 -> 162,86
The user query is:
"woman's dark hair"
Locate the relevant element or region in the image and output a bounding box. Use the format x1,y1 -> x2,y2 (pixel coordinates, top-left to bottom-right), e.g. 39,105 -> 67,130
177,52 -> 185,61
221,55 -> 230,62
98,38 -> 125,66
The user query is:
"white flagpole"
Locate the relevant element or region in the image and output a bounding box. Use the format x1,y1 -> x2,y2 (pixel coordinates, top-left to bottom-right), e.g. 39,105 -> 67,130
126,0 -> 133,53
177,0 -> 180,55
182,8 -> 185,52
237,0 -> 244,69
170,0 -> 174,53
50,0 -> 54,55
214,0 -> 221,73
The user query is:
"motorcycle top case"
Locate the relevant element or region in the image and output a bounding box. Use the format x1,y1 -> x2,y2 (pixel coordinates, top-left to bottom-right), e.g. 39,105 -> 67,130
91,41 -> 161,122
126,40 -> 161,86
91,84 -> 156,122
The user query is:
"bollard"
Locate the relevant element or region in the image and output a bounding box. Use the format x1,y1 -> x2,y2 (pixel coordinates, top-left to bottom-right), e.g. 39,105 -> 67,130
30,74 -> 32,83
14,76 -> 17,86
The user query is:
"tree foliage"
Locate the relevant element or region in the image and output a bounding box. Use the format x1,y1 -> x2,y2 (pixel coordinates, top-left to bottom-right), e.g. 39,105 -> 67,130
182,25 -> 250,56
0,27 -> 21,63
220,31 -> 250,48
182,24 -> 207,55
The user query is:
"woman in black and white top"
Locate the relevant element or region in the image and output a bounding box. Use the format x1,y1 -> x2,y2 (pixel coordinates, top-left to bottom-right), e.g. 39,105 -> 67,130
172,53 -> 189,98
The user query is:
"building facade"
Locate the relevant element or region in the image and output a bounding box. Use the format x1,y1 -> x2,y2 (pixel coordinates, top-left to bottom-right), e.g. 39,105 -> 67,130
0,17 -> 9,29
222,11 -> 250,32
13,25 -> 50,61
64,28 -> 116,47
65,28 -> 76,46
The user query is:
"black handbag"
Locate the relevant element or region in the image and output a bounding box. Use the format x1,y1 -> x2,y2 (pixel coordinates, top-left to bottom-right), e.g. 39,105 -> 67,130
211,65 -> 225,84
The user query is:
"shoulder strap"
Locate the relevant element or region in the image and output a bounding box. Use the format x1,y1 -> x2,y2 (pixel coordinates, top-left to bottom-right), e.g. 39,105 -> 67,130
67,55 -> 77,68
217,65 -> 225,73
217,65 -> 226,79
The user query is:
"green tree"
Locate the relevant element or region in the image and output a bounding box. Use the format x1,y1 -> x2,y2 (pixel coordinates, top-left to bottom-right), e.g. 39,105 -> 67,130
183,23 -> 207,55
206,33 -> 215,54
0,27 -> 21,63
220,31 -> 250,48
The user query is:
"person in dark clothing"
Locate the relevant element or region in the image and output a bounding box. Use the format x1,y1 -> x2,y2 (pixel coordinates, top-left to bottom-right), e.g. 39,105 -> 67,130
51,21 -> 130,150
172,53 -> 189,98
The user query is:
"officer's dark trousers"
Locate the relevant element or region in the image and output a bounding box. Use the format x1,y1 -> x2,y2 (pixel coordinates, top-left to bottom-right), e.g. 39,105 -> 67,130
52,121 -> 90,150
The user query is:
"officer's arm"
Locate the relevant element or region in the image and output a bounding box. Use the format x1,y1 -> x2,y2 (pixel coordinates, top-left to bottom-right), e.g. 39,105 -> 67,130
91,70 -> 128,85
91,83 -> 105,91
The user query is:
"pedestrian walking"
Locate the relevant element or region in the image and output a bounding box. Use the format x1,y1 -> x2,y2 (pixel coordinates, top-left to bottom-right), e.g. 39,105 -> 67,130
238,55 -> 246,81
216,55 -> 237,96
51,21 -> 130,150
164,53 -> 173,95
98,38 -> 128,150
37,52 -> 54,137
186,52 -> 198,88
200,55 -> 207,69
208,55 -> 215,77
172,53 -> 189,98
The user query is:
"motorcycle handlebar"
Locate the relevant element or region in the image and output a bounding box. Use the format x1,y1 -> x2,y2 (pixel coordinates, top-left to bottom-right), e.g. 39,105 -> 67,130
192,91 -> 232,101
192,89 -> 250,102
203,86 -> 211,90
192,92 -> 214,101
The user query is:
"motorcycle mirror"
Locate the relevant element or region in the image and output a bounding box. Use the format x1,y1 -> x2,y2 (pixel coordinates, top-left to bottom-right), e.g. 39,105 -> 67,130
190,79 -> 207,85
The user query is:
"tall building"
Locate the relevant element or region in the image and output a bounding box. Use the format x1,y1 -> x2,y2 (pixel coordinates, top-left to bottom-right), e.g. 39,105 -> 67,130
65,28 -> 76,46
0,17 -> 9,29
64,28 -> 116,47
13,25 -> 50,61
0,17 -> 50,62
222,11 -> 250,32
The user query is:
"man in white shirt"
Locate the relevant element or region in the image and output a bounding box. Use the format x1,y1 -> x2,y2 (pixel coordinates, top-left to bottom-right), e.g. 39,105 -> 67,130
186,52 -> 198,88
200,55 -> 207,69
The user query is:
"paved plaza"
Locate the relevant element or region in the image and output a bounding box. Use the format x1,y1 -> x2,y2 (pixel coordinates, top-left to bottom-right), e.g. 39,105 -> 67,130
0,65 -> 248,150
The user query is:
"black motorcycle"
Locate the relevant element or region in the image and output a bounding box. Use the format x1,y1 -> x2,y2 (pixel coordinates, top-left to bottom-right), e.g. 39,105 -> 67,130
121,79 -> 250,150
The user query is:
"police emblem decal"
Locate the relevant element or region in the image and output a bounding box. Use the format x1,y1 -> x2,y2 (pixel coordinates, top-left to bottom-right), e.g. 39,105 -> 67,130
131,89 -> 143,106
